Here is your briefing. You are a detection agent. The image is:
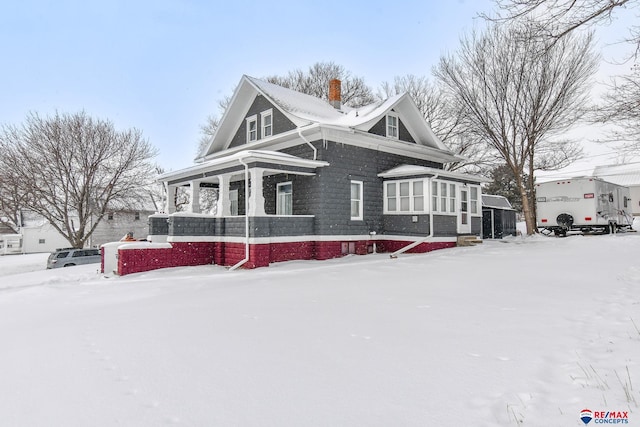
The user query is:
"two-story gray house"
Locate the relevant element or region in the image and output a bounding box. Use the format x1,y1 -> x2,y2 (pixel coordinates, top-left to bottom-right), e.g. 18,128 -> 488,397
112,76 -> 485,274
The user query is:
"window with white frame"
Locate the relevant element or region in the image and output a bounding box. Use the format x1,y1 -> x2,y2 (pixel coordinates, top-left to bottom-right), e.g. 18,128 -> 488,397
449,183 -> 456,213
246,115 -> 257,142
386,113 -> 399,138
470,186 -> 479,214
276,182 -> 292,215
432,180 -> 458,214
230,189 -> 239,215
261,109 -> 273,138
432,181 -> 439,212
350,180 -> 363,220
385,179 -> 425,213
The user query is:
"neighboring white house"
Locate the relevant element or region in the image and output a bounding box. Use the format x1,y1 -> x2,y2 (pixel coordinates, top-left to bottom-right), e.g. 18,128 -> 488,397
593,162 -> 640,216
1,206 -> 156,254
20,213 -> 71,253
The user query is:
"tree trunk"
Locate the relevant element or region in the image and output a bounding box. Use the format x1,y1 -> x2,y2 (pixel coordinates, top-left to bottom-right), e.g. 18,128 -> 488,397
514,172 -> 536,235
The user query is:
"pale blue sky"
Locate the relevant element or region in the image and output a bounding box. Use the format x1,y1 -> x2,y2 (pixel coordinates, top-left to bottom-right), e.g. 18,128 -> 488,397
1,0 -> 495,170
0,0 -> 634,173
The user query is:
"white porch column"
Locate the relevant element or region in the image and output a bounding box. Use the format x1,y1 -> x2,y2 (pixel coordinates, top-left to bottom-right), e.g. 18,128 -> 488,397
189,180 -> 201,213
165,183 -> 177,214
216,174 -> 231,217
248,168 -> 266,216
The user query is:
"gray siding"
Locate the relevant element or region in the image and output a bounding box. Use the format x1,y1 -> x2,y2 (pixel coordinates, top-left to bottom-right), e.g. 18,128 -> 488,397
168,216 -> 314,238
432,215 -> 457,237
368,114 -> 416,143
281,141 -> 441,236
471,216 -> 482,235
383,214 -> 431,236
228,95 -> 296,149
149,215 -> 169,235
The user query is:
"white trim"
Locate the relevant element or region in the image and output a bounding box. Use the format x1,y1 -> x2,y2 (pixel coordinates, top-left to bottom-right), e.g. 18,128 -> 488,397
378,164 -> 489,183
386,112 -> 399,139
350,180 -> 363,221
159,149 -> 329,184
246,115 -> 258,143
260,109 -> 273,139
166,234 -> 459,244
431,179 -> 458,215
384,178 -> 427,214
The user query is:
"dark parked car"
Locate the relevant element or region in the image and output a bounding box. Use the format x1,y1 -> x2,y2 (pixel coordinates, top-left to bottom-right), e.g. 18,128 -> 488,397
47,248 -> 101,269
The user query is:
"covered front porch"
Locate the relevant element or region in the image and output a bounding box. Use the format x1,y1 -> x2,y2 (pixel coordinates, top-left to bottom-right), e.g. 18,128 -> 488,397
107,151 -> 330,275
161,150 -> 328,218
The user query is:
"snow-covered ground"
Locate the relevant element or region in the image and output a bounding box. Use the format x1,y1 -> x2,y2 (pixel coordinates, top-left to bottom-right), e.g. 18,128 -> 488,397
1,232 -> 639,426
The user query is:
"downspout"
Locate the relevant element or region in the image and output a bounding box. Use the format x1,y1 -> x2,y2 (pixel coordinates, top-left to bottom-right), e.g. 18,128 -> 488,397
297,127 -> 317,160
390,174 -> 439,259
229,157 -> 250,271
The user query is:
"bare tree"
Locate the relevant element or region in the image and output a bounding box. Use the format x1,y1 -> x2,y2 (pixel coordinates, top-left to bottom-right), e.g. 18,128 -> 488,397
434,22 -> 599,234
0,111 -> 157,248
265,62 -> 376,107
198,114 -> 220,157
378,75 -> 495,173
0,169 -> 26,233
597,63 -> 640,149
487,0 -> 639,54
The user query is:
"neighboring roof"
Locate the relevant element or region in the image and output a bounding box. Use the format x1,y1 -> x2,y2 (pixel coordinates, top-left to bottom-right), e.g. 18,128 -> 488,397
592,162 -> 640,187
199,75 -> 453,160
482,195 -> 514,210
377,164 -> 489,183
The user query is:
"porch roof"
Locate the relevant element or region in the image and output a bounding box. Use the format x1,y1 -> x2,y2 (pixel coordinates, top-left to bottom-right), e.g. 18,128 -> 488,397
377,164 -> 489,183
158,150 -> 329,184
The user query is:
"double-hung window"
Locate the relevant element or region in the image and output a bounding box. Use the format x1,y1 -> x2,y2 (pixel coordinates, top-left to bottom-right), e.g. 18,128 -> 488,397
350,181 -> 363,220
432,180 -> 457,214
386,113 -> 399,139
261,109 -> 273,138
276,182 -> 292,215
470,186 -> 479,215
246,115 -> 257,143
229,189 -> 239,215
385,179 -> 425,213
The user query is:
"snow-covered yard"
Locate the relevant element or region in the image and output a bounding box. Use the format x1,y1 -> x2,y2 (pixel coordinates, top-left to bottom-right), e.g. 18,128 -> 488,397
0,233 -> 638,426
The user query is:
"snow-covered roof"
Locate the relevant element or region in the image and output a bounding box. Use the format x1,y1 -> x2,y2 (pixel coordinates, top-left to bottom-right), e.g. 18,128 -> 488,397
482,195 -> 514,210
158,150 -> 329,183
592,162 -> 640,187
199,75 -> 453,160
377,164 -> 489,183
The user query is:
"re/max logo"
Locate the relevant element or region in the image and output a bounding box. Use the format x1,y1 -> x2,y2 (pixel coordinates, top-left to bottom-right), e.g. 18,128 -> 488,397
594,412 -> 628,419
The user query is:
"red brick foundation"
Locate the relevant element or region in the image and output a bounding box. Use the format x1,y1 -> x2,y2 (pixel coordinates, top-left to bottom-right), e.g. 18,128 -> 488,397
115,239 -> 457,275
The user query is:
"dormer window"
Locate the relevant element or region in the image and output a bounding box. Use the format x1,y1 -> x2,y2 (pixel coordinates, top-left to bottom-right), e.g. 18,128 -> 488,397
386,113 -> 399,139
246,115 -> 257,142
261,109 -> 273,138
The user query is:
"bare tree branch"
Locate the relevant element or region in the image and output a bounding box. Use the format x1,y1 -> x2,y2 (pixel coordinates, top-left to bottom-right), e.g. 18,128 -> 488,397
434,22 -> 599,234
0,111 -> 157,248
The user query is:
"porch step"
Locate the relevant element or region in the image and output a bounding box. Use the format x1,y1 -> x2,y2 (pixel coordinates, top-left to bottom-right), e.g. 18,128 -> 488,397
457,236 -> 483,247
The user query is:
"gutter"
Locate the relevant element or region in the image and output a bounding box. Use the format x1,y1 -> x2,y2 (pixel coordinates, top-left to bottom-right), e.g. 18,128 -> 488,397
390,173 -> 439,259
229,157 -> 251,271
297,126 -> 317,160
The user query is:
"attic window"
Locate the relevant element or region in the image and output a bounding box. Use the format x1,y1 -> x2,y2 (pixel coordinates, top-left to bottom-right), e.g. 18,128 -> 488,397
246,115 -> 257,142
261,109 -> 273,138
386,113 -> 399,139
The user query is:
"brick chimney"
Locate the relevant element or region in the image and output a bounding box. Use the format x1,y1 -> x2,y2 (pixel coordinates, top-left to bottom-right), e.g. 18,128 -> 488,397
329,79 -> 341,109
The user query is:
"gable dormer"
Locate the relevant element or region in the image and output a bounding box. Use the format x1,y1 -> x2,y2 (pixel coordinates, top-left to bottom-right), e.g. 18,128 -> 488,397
227,94 -> 297,149
367,109 -> 416,143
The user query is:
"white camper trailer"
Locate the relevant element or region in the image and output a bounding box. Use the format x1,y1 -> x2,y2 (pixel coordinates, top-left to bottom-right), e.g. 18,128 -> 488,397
536,177 -> 633,236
